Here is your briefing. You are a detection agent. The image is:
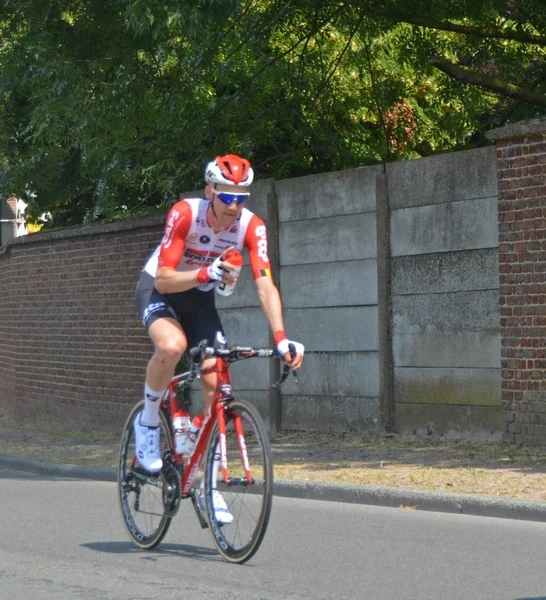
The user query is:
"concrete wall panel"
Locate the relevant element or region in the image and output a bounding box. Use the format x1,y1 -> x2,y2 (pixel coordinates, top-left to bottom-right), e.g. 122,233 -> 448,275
220,307 -> 269,347
387,146 -> 497,209
392,290 -> 500,368
392,249 -> 499,295
394,403 -> 503,440
275,165 -> 381,222
282,395 -> 380,432
390,197 -> 498,257
394,331 -> 500,369
279,213 -> 377,265
229,358 -> 271,390
393,290 -> 500,333
282,351 -> 379,397
284,307 -> 378,352
395,367 -> 501,407
280,259 -> 378,308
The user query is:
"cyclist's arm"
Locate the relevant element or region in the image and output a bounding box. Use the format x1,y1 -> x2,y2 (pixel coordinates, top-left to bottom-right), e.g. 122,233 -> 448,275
255,276 -> 286,340
255,276 -> 303,369
245,216 -> 304,369
155,266 -> 205,294
154,200 -> 202,294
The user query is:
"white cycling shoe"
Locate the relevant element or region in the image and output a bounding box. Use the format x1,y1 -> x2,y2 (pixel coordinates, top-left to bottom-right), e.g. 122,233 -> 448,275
199,489 -> 233,525
133,413 -> 163,472
212,489 -> 234,525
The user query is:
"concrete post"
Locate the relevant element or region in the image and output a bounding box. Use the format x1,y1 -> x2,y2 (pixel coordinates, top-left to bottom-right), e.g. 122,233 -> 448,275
267,181 -> 282,432
375,169 -> 395,431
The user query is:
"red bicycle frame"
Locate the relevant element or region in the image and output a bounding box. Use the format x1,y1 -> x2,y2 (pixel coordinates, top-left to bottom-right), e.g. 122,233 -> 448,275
161,354 -> 254,498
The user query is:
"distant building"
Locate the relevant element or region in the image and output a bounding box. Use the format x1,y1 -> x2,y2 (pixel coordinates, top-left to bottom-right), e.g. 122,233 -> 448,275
0,195 -> 29,245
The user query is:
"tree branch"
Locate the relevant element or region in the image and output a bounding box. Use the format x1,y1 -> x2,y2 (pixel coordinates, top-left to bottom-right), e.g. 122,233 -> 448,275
430,56 -> 546,108
344,2 -> 546,47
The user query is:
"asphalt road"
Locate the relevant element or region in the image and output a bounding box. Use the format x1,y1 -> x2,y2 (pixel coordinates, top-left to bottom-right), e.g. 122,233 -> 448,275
1,470 -> 546,600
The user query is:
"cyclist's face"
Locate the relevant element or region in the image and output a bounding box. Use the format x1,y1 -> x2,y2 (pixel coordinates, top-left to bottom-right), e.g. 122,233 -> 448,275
207,184 -> 249,227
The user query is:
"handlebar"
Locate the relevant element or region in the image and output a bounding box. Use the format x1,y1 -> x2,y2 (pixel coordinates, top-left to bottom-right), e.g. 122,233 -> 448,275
180,339 -> 298,389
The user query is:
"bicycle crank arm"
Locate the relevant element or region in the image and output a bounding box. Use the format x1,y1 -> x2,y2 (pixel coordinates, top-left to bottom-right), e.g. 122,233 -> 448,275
131,469 -> 164,489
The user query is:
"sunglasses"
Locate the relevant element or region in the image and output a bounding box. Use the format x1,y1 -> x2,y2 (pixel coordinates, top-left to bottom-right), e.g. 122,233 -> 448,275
212,189 -> 250,206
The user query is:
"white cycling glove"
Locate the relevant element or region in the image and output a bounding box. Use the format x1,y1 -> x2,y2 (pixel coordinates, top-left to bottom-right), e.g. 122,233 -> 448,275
197,254 -> 225,284
276,338 -> 305,358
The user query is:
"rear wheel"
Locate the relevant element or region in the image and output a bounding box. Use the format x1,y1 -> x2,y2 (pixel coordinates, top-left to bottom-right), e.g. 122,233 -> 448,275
118,401 -> 176,549
203,399 -> 273,563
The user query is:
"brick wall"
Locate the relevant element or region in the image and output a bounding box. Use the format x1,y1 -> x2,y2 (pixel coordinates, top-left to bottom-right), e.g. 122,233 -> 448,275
0,215 -> 165,431
2,121 -> 546,441
488,119 -> 546,444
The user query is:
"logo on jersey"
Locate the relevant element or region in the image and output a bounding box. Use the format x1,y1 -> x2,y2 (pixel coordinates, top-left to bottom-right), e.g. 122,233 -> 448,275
183,249 -> 214,263
200,235 -> 211,244
255,225 -> 269,262
162,210 -> 181,249
187,232 -> 199,244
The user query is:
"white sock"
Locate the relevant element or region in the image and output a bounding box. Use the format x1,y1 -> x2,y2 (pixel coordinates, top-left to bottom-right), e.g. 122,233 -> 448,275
141,383 -> 165,426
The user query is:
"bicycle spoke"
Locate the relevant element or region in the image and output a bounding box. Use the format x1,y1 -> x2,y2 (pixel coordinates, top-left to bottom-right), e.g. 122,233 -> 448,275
204,400 -> 273,563
117,402 -> 174,549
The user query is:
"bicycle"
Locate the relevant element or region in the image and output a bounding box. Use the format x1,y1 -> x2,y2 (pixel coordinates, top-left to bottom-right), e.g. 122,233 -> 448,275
118,336 -> 297,564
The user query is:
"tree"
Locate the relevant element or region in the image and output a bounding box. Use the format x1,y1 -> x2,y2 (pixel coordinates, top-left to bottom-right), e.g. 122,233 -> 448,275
0,0 -> 544,227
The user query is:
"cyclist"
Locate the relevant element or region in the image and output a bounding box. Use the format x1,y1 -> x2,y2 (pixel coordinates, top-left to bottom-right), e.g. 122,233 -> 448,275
135,154 -> 305,523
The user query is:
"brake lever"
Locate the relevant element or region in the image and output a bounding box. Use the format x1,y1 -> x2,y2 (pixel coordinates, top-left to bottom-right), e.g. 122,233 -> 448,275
272,344 -> 299,389
288,343 -> 299,382
189,339 -> 209,364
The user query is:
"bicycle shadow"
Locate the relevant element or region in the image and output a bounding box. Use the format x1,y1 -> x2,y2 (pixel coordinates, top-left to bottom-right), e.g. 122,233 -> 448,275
82,541 -> 220,562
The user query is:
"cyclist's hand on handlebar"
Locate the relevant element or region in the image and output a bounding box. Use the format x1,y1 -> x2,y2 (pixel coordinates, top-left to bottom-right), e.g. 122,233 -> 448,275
277,339 -> 305,370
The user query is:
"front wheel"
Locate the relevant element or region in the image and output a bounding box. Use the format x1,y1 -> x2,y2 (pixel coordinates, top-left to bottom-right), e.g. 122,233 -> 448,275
203,399 -> 273,563
118,401 -> 175,549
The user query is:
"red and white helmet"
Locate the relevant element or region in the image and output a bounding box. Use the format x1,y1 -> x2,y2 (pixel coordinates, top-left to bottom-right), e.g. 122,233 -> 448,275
205,154 -> 254,187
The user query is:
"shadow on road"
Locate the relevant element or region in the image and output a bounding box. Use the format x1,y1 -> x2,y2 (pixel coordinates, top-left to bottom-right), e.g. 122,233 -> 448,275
82,541 -> 220,561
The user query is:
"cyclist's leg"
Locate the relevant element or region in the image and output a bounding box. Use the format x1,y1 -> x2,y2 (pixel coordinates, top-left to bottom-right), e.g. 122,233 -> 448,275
175,288 -> 223,413
176,289 -> 231,519
136,272 -> 188,425
145,317 -> 187,421
200,360 -> 217,411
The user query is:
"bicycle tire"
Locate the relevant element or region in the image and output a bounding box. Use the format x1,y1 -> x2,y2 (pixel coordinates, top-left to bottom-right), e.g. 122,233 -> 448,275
203,399 -> 273,563
118,401 -> 174,549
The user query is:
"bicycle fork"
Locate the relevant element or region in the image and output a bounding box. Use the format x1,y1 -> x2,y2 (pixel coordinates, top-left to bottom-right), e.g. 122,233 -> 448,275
217,400 -> 254,486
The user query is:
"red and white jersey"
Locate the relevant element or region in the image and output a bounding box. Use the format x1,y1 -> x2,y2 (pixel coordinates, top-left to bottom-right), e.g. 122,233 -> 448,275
143,198 -> 271,291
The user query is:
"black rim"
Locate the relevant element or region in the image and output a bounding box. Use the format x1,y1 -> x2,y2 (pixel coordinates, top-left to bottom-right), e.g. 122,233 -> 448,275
118,403 -> 173,549
204,400 -> 273,563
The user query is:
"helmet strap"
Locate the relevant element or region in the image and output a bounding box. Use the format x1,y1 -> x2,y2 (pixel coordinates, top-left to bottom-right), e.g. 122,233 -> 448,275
210,184 -> 219,220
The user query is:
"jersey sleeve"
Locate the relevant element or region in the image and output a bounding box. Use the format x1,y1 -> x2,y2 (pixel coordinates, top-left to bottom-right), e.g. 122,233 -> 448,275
158,200 -> 192,269
244,214 -> 272,280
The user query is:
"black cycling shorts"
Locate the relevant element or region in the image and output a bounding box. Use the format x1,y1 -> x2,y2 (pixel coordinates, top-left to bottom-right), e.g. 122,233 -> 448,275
136,272 -> 224,349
